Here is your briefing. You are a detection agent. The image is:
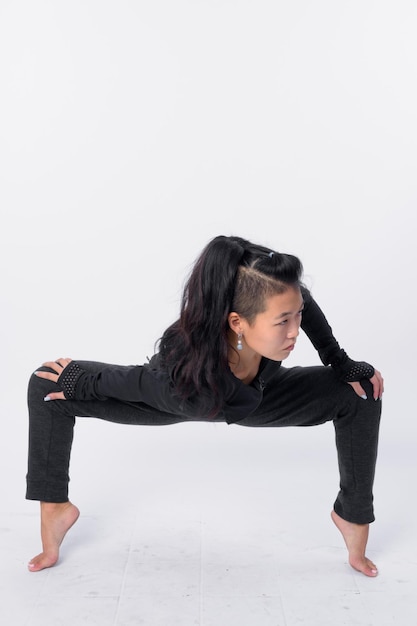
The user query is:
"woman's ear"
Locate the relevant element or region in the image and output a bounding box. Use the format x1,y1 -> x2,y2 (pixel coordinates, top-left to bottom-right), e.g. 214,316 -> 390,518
228,312 -> 242,333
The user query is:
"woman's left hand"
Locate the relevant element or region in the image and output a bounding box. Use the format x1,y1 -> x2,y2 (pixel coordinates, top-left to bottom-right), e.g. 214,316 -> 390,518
35,358 -> 72,401
349,369 -> 384,401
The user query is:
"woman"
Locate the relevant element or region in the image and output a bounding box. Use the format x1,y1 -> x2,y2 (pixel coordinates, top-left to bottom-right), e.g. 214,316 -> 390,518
27,235 -> 383,576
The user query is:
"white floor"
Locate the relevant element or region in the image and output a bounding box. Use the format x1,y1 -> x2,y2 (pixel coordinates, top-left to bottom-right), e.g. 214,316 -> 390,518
2,415 -> 415,626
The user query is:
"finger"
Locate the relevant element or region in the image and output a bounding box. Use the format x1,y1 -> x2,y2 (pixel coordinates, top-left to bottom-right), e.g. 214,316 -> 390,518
56,357 -> 72,368
371,379 -> 380,401
40,358 -> 72,376
371,371 -> 384,400
348,381 -> 368,399
44,391 -> 66,402
34,370 -> 60,384
372,372 -> 382,398
41,360 -> 66,376
377,371 -> 384,395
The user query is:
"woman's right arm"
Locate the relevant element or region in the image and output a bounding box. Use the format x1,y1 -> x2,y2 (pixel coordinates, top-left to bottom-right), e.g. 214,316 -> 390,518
35,356 -> 178,410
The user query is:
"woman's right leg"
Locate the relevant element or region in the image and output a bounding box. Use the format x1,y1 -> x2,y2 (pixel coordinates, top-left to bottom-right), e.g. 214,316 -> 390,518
26,361 -> 184,571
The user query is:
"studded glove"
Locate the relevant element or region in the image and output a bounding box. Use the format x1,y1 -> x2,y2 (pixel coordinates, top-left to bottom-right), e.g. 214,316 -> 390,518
58,361 -> 85,399
329,349 -> 375,382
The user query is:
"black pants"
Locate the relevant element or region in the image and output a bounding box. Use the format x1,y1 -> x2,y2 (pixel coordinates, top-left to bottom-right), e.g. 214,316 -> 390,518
26,361 -> 381,524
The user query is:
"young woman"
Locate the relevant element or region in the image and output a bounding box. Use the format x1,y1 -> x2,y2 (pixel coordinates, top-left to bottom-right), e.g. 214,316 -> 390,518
27,235 -> 384,576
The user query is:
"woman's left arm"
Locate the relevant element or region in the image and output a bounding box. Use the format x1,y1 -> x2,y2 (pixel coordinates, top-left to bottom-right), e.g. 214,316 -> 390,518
300,286 -> 384,401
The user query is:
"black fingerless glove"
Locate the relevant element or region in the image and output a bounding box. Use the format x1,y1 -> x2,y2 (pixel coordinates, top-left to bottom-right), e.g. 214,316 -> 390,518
330,349 -> 375,382
58,361 -> 85,399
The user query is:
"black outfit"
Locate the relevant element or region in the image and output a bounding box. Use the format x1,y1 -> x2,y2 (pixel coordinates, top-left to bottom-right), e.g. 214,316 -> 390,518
26,288 -> 381,524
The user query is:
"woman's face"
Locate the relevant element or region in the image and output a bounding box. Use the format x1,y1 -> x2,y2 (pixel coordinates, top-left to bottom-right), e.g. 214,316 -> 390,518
239,287 -> 304,361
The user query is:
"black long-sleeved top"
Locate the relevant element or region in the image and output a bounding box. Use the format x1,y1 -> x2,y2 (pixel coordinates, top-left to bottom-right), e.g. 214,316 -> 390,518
57,287 -> 374,424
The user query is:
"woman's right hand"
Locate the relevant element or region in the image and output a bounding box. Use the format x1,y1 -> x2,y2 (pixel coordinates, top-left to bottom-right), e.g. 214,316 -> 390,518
35,358 -> 73,401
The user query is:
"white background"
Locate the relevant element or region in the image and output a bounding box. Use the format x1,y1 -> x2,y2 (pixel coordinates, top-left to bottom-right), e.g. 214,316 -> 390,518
0,0 -> 415,518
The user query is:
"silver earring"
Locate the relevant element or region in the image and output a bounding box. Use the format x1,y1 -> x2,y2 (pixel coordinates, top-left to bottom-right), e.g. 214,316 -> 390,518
237,333 -> 243,351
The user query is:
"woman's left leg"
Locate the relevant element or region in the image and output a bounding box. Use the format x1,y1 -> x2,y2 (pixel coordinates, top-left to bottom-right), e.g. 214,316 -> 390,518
237,365 -> 382,576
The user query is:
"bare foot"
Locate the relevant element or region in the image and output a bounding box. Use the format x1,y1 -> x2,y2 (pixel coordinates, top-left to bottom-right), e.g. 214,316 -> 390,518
28,502 -> 80,572
331,510 -> 378,577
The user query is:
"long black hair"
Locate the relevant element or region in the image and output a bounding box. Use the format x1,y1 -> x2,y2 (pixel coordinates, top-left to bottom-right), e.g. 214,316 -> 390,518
158,235 -> 303,416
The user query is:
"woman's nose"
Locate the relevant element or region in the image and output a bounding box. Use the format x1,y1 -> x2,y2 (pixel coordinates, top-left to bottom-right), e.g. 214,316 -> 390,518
287,322 -> 300,338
